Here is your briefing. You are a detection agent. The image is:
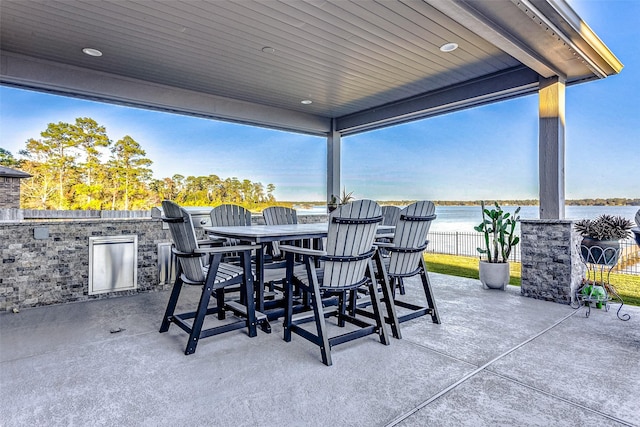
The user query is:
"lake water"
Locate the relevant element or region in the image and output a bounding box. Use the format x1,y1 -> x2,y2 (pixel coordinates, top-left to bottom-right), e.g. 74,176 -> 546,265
294,204 -> 640,233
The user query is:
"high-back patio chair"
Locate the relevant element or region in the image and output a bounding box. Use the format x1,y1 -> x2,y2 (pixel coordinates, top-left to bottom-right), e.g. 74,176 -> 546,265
160,200 -> 262,355
369,200 -> 440,339
280,200 -> 390,366
210,203 -> 251,227
209,203 -> 251,227
263,205 -> 297,225
381,205 -> 401,227
262,206 -> 299,259
258,206 -> 311,297
208,203 -> 252,255
263,205 -> 323,259
378,205 -> 402,265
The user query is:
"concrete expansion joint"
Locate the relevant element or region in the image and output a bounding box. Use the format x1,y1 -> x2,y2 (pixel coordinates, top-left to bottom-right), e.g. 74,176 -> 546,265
488,370 -> 635,426
386,310 -> 582,427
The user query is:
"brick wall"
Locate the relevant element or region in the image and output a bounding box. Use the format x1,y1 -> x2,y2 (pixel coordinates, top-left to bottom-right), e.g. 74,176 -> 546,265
0,177 -> 21,209
0,218 -> 171,311
520,219 -> 585,304
0,214 -> 327,311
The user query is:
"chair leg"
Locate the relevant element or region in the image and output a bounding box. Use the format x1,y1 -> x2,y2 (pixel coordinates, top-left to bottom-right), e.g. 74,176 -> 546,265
382,279 -> 402,339
160,270 -> 184,333
216,290 -> 226,320
283,253 -> 295,343
313,237 -> 323,267
308,260 -> 332,366
367,260 -> 390,346
337,291 -> 347,327
311,287 -> 332,366
398,277 -> 406,295
241,251 -> 258,338
348,289 -> 358,317
204,255 -> 226,321
373,252 -> 401,339
420,258 -> 441,324
185,275 -> 216,355
390,277 -> 397,299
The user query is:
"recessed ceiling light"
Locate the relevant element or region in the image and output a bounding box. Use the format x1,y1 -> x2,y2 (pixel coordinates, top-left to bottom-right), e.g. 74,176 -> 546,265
301,100 -> 312,105
261,46 -> 275,54
439,42 -> 458,53
82,47 -> 102,57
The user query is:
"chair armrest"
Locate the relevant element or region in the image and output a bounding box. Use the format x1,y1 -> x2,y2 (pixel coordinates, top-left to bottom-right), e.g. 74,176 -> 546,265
280,244 -> 326,257
198,239 -> 222,247
375,233 -> 395,240
374,241 -> 394,248
194,245 -> 256,255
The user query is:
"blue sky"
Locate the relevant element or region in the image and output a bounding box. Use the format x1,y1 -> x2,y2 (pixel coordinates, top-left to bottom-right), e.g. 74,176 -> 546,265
1,0 -> 638,202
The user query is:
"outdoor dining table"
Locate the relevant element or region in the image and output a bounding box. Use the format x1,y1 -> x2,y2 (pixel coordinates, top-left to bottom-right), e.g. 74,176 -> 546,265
203,222 -> 394,321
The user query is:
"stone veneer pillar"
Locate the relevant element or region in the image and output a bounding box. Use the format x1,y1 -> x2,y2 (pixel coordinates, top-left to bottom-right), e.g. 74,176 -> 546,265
520,219 -> 585,304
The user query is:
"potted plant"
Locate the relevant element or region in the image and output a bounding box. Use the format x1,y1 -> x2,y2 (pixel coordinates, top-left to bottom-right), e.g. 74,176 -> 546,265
474,201 -> 521,290
328,194 -> 338,212
573,214 -> 633,265
328,188 -> 354,212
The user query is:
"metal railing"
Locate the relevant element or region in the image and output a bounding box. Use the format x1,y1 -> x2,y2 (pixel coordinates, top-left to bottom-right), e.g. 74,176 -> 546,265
426,231 -> 520,262
616,239 -> 640,275
426,231 -> 639,275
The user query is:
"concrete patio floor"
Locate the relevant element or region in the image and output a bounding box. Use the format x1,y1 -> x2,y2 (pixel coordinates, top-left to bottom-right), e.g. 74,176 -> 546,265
1,273 -> 639,427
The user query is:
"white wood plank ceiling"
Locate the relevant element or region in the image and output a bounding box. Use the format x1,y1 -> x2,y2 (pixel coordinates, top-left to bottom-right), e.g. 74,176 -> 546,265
0,0 -> 622,136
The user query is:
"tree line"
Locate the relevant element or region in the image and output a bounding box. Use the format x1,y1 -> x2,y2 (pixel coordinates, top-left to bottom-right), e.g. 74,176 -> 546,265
0,117 -> 276,210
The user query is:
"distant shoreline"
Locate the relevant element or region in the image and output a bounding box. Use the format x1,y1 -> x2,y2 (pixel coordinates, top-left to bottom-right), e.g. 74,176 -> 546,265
431,198 -> 640,207
288,198 -> 640,207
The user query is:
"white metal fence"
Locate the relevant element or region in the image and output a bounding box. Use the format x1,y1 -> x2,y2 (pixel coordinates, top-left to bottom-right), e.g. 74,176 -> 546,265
426,231 -> 639,275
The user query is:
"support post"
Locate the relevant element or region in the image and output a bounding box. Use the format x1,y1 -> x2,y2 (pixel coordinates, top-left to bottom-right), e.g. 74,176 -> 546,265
538,76 -> 566,219
327,118 -> 341,206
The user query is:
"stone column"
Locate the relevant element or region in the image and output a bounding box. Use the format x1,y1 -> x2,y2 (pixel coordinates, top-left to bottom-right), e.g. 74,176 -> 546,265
520,219 -> 585,304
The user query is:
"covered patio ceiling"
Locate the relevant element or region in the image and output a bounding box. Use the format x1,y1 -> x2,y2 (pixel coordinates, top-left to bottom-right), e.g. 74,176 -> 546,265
0,0 -> 622,217
0,0 -> 621,137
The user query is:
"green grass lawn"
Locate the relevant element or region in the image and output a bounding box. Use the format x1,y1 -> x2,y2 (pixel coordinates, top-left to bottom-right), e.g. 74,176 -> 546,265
424,253 -> 640,307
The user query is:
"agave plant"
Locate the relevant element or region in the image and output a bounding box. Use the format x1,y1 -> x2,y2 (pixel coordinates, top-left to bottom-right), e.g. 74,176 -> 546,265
474,201 -> 521,263
328,188 -> 354,212
573,214 -> 633,240
339,188 -> 354,204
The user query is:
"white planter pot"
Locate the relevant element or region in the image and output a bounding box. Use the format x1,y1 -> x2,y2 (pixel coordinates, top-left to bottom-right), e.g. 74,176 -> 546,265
479,261 -> 510,290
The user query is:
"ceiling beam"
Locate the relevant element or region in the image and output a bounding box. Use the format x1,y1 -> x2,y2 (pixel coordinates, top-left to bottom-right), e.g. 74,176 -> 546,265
336,66 -> 540,135
424,0 -> 563,79
527,0 -> 623,77
0,52 -> 331,136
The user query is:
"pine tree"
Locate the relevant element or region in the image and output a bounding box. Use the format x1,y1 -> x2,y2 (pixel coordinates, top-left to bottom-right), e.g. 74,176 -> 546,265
108,136 -> 153,210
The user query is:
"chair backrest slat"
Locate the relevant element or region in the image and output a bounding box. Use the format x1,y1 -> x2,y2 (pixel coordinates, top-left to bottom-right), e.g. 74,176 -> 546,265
162,200 -> 206,283
381,205 -> 401,226
210,204 -> 251,227
263,206 -> 298,257
210,204 -> 252,247
388,201 -> 436,276
323,200 -> 382,288
263,206 -> 297,226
